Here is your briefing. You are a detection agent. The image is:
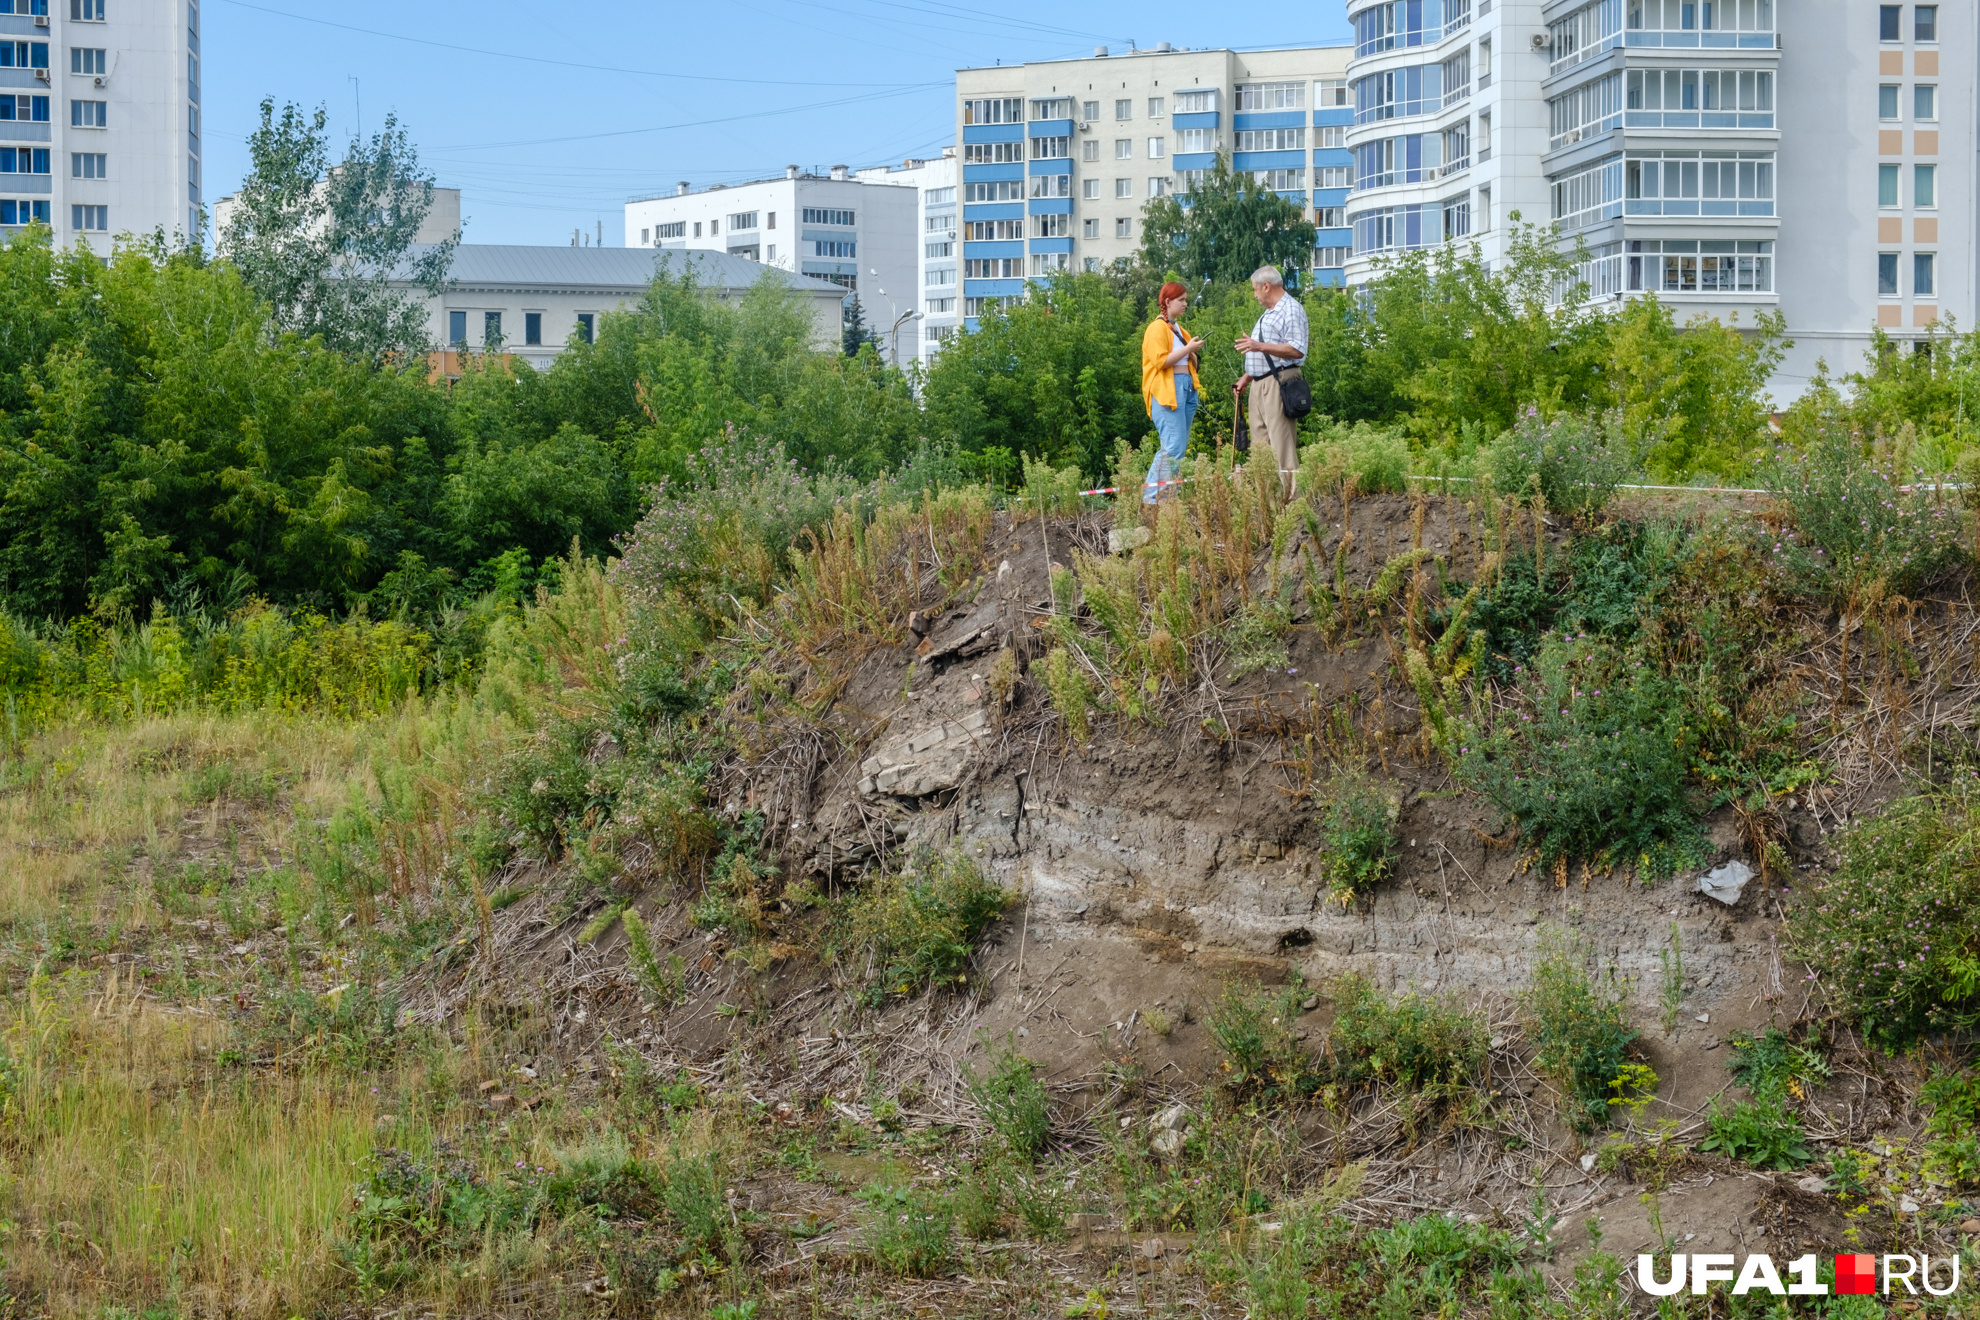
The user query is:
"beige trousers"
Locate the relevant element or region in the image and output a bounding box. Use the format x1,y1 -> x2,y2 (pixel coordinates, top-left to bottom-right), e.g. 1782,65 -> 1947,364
1247,369 -> 1302,496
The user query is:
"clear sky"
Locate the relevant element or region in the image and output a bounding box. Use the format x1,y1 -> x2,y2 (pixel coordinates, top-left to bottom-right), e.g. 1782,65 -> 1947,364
200,0 -> 1354,247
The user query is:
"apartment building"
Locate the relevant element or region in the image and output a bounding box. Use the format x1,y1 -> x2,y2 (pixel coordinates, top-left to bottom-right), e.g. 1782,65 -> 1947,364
856,148 -> 958,369
625,166 -> 918,362
1341,0 -> 1972,393
0,0 -> 200,245
955,44 -> 1354,329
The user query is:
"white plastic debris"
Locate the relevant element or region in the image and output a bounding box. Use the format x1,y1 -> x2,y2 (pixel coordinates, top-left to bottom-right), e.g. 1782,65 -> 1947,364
1699,859 -> 1755,905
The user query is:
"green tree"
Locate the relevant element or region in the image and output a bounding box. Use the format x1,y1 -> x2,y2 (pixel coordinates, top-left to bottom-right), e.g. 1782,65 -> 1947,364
1843,320 -> 1980,458
218,99 -> 457,361
1137,154 -> 1317,287
1603,298 -> 1788,480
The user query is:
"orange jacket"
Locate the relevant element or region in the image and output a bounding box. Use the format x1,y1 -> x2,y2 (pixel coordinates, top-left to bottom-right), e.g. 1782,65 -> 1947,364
1141,316 -> 1202,414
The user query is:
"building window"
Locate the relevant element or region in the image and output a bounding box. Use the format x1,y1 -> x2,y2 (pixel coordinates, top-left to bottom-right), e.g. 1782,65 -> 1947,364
1083,257 -> 1101,272
962,97 -> 1023,124
812,239 -> 857,257
964,141 -> 1024,164
1551,0 -> 1623,74
923,186 -> 953,205
0,147 -> 49,174
1478,186 -> 1491,229
1443,195 -> 1471,239
692,222 -> 701,238
1315,78 -> 1349,107
727,211 -> 757,230
1628,0 -> 1774,36
1915,163 -> 1936,207
1178,127 -> 1217,153
1623,69 -> 1773,127
1029,97 -> 1073,120
1914,84 -> 1936,119
1082,217 -> 1098,238
0,200 -> 53,225
1115,216 -> 1132,237
1315,245 -> 1350,268
1477,39 -> 1491,89
70,152 -> 105,179
1081,139 -> 1099,161
925,212 -> 956,232
0,42 -> 49,70
1234,127 -> 1305,151
766,244 -> 776,261
1031,136 -> 1069,160
1316,165 -> 1351,189
1114,98 -> 1132,119
1147,96 -> 1165,117
925,267 -> 955,286
1030,173 -> 1072,199
1176,168 -> 1208,194
639,228 -> 648,244
2,96 -> 52,123
801,207 -> 856,225
926,239 -> 953,258
1913,252 -> 1935,296
71,47 -> 106,75
963,218 -> 1022,240
71,99 -> 106,127
1879,4 -> 1900,39
1236,81 -> 1304,110
1880,84 -> 1900,118
1082,99 -> 1099,120
926,297 -> 954,314
1082,177 -> 1100,199
1554,154 -> 1625,229
1176,89 -> 1218,112
1443,120 -> 1471,172
70,0 -> 104,16
656,221 -> 685,240
1624,238 -> 1773,292
1147,136 -> 1166,158
1251,167 -> 1306,191
1915,4 -> 1936,40
963,257 -> 1022,277
1147,177 -> 1169,197
1552,73 -> 1623,149
1878,252 -> 1900,295
767,212 -> 776,229
1316,205 -> 1346,228
963,180 -> 1024,202
1317,125 -> 1345,149
1115,138 -> 1132,159
575,313 -> 594,343
1031,252 -> 1072,276
1623,150 -> 1774,216
448,310 -> 466,344
1115,177 -> 1132,198
482,311 -> 501,345
1033,213 -> 1070,238
524,312 -> 542,346
70,203 -> 106,231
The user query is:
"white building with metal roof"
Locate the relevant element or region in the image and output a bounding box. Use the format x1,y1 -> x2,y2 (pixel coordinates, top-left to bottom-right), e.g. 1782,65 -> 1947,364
405,243 -> 850,371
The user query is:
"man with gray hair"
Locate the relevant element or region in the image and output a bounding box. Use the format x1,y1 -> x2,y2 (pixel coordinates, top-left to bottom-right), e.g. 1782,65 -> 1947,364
1233,265 -> 1308,496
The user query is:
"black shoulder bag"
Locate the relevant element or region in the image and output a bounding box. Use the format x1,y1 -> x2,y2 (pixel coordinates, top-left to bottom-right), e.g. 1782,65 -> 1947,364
1259,353 -> 1313,421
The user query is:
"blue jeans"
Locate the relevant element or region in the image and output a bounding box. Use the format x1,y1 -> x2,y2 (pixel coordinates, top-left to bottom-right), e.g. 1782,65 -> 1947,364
1145,372 -> 1197,503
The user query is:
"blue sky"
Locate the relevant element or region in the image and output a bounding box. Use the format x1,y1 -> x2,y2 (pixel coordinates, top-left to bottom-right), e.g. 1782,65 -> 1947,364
201,0 -> 1354,246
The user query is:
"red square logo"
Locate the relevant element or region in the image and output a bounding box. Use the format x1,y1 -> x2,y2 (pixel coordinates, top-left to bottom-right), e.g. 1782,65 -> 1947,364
1835,1254 -> 1877,1295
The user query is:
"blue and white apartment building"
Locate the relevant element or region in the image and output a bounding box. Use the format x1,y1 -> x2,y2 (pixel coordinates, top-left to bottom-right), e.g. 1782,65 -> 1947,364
954,44 -> 1355,328
1343,0 -> 1975,392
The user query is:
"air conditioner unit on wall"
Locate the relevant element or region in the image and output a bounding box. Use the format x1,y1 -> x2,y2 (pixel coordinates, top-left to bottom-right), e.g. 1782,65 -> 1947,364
1531,32 -> 1550,49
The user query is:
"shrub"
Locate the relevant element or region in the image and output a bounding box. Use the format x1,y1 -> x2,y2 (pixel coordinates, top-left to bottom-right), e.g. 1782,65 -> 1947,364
235,983 -> 415,1071
1222,600 -> 1293,679
1522,931 -> 1641,1133
1298,420 -> 1410,498
1039,647 -> 1095,745
1489,409 -> 1634,520
661,1152 -> 727,1258
834,851 -> 1008,1005
967,1046 -> 1051,1163
1920,1068 -> 1980,1189
1698,1090 -> 1810,1169
1726,1026 -> 1829,1098
1207,979 -> 1316,1099
1313,769 -> 1398,906
1767,419 -> 1968,600
1328,975 -> 1487,1092
1456,633 -> 1702,876
858,1177 -> 955,1277
1787,789 -> 1980,1045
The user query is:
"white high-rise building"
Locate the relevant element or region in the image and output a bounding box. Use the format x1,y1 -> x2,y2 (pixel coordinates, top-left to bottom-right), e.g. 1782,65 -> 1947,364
856,148 -> 958,369
625,166 -> 919,363
956,44 -> 1356,329
0,0 -> 201,245
1342,0 -> 1974,393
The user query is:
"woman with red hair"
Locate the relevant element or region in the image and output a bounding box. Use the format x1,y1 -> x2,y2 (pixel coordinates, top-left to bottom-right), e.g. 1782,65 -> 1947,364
1138,280 -> 1204,503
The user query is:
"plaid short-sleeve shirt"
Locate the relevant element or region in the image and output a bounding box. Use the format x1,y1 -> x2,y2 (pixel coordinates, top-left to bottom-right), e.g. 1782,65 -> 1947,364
1244,294 -> 1309,378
